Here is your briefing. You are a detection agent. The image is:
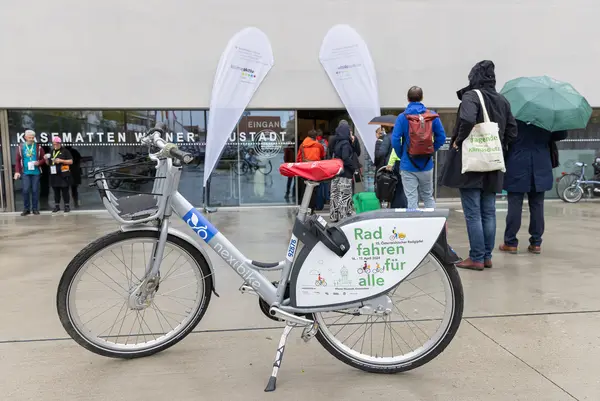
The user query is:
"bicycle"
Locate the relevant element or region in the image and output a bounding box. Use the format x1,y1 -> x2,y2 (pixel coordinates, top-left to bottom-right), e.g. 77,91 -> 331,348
562,159 -> 600,203
107,152 -> 154,190
56,123 -> 464,392
235,148 -> 273,176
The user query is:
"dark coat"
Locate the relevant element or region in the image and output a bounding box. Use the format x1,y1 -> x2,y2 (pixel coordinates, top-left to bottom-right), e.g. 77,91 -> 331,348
440,60 -> 518,193
374,133 -> 392,171
65,146 -> 82,186
332,125 -> 361,179
49,146 -> 73,188
504,121 -> 568,193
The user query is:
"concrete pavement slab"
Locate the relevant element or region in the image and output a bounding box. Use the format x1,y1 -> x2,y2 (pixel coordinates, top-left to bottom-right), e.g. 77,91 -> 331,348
0,323 -> 573,401
467,313 -> 600,401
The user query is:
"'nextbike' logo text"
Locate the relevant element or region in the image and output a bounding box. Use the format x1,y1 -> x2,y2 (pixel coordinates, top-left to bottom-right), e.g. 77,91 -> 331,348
213,242 -> 261,289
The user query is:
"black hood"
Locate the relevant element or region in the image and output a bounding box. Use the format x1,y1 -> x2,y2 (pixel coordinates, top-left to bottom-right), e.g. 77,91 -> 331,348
335,124 -> 351,141
457,60 -> 497,100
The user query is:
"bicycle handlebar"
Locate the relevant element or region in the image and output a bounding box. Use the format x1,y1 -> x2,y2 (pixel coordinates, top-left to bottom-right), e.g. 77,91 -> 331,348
167,146 -> 194,164
142,123 -> 194,164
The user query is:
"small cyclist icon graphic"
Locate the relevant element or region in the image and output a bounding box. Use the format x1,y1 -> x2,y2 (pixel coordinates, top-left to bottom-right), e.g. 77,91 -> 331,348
315,273 -> 327,286
357,261 -> 372,274
358,261 -> 384,274
389,227 -> 406,241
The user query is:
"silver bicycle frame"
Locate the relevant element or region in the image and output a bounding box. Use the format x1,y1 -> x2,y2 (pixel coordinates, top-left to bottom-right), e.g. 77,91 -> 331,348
110,133 -> 369,314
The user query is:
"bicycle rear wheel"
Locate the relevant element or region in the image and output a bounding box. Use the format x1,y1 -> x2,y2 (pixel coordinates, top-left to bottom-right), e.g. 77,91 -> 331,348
556,174 -> 579,201
312,253 -> 463,373
56,230 -> 212,358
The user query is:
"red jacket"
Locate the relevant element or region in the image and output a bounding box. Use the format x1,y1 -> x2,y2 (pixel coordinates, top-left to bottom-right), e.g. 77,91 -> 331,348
15,143 -> 46,174
296,137 -> 325,162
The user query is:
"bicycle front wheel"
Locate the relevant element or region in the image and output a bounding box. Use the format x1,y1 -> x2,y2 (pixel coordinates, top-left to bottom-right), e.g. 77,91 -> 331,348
563,184 -> 584,203
556,174 -> 579,201
56,230 -> 212,359
312,253 -> 463,373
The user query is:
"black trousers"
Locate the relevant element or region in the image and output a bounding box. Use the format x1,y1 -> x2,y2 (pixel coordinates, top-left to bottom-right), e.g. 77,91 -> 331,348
71,185 -> 79,203
504,191 -> 545,247
285,177 -> 295,196
53,186 -> 71,207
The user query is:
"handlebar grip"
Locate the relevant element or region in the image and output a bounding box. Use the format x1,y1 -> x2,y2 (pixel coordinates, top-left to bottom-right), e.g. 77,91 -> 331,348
168,147 -> 194,164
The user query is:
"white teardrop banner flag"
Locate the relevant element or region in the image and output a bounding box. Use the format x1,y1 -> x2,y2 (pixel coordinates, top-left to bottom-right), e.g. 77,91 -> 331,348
319,24 -> 381,162
203,27 -> 275,187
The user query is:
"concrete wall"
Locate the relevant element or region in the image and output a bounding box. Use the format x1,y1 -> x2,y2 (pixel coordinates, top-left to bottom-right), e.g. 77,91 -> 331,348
1,0 -> 599,109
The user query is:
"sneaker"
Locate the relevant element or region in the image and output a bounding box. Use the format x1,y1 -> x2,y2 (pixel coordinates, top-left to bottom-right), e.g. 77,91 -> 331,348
32,210 -> 40,215
456,258 -> 485,271
499,244 -> 518,254
20,210 -> 31,216
64,205 -> 71,213
52,206 -> 60,213
528,245 -> 541,254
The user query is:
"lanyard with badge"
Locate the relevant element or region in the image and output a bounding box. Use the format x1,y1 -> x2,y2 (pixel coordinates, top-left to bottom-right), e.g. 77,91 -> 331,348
50,149 -> 60,175
25,143 -> 36,171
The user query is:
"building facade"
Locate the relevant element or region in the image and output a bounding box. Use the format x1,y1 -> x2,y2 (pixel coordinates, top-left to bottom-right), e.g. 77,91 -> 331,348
1,0 -> 599,211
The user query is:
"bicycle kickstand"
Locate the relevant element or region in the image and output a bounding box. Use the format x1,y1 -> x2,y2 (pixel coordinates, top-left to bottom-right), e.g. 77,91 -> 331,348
264,323 -> 294,392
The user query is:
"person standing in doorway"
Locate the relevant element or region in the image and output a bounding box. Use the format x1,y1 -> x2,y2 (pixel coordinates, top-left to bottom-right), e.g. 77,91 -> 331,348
499,121 -> 567,254
441,60 -> 518,271
374,126 -> 393,172
47,137 -> 73,213
297,129 -> 325,211
314,129 -> 330,209
330,122 -> 360,222
14,130 -> 46,215
65,145 -> 82,208
283,145 -> 296,201
391,86 -> 446,209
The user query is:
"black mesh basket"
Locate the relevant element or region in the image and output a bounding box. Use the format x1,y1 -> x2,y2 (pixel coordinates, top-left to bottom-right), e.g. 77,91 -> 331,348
89,155 -> 168,222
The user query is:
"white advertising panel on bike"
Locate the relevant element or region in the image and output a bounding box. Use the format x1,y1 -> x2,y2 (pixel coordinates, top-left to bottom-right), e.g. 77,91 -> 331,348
294,217 -> 446,307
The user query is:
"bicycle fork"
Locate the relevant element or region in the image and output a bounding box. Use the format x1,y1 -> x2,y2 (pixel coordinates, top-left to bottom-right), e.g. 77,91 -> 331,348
128,218 -> 170,309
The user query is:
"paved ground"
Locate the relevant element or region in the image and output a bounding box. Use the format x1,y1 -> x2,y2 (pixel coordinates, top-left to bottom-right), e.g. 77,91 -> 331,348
1,201 -> 599,401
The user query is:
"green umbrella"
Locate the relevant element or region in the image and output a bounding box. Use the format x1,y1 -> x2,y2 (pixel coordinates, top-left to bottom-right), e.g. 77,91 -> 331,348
500,76 -> 592,132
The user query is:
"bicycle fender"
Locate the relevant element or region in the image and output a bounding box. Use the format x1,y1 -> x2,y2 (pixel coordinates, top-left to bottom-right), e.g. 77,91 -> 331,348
120,224 -> 219,297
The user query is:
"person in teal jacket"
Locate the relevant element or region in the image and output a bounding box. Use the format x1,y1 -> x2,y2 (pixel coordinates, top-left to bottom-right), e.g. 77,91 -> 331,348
391,86 -> 446,209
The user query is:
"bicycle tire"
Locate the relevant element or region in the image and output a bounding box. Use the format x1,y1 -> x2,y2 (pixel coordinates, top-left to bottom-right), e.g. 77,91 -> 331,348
234,160 -> 249,176
563,185 -> 584,204
259,161 -> 273,175
56,230 -> 213,359
312,253 -> 463,374
556,174 -> 580,201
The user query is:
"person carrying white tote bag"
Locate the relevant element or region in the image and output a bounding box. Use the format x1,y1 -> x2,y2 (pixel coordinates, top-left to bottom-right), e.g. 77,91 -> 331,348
461,89 -> 506,173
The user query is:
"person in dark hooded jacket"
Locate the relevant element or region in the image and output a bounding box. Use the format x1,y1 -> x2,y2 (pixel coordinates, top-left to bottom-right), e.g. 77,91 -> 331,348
441,60 -> 518,271
330,121 -> 360,222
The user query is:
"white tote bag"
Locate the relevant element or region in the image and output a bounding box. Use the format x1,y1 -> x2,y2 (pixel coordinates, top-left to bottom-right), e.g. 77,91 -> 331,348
461,89 -> 506,173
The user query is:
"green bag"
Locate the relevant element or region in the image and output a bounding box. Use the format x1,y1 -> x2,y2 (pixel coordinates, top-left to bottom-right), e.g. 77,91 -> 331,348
353,192 -> 381,214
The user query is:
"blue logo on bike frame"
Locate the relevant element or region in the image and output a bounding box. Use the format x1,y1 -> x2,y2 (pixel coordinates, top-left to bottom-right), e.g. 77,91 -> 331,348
183,208 -> 218,243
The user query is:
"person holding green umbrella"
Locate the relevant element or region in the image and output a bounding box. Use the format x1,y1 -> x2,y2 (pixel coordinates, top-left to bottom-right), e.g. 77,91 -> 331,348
498,76 -> 590,254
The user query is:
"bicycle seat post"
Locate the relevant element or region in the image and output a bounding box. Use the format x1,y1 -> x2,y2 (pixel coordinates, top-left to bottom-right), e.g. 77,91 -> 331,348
297,180 -> 318,221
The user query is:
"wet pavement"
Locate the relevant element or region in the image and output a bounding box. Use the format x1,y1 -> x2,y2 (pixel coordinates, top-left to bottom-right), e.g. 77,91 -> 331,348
0,201 -> 599,400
